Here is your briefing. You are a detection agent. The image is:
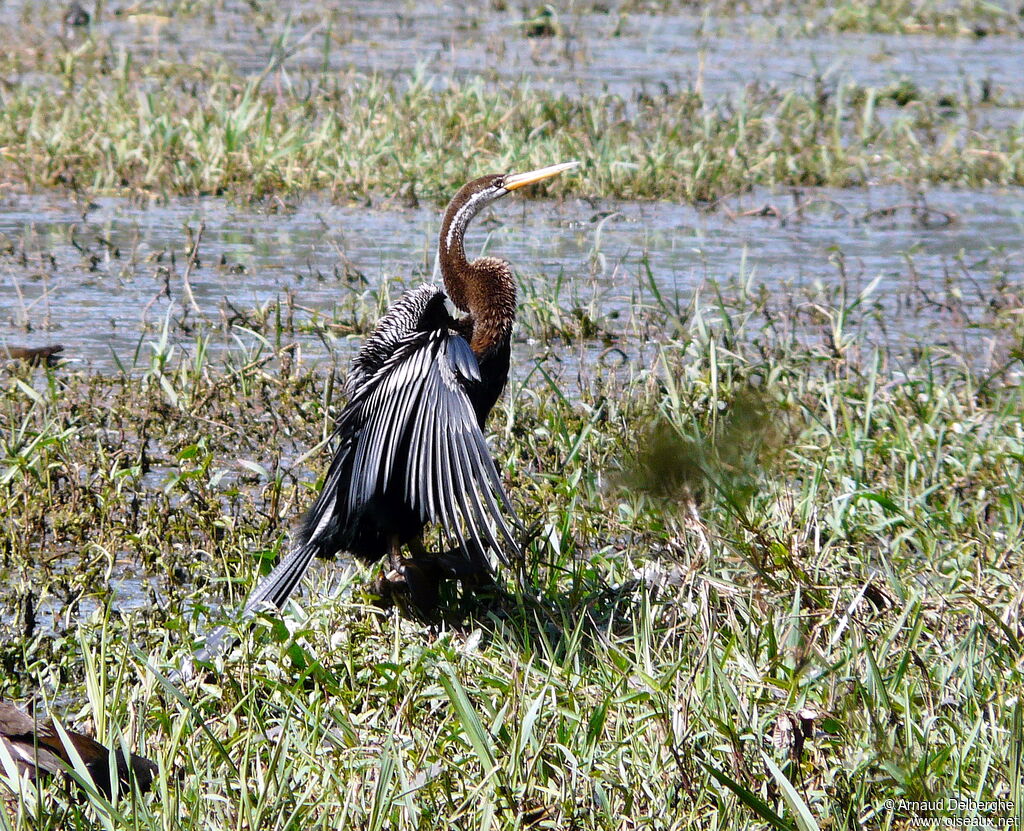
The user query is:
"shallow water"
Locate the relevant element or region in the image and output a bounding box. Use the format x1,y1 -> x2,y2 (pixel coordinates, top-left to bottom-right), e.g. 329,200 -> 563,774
1,185 -> 1022,374
3,1 -> 1022,100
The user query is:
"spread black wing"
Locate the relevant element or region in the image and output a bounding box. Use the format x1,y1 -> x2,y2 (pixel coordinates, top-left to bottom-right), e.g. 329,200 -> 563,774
307,309 -> 520,561
221,285 -> 520,622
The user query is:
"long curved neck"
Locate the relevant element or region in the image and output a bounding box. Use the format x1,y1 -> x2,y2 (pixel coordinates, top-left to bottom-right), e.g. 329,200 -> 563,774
438,188 -> 516,357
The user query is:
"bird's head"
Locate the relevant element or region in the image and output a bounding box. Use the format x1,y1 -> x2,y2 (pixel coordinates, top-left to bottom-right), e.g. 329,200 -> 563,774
437,161 -> 579,312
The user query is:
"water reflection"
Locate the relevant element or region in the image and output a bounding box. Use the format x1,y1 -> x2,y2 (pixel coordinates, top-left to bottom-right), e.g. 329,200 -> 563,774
1,186 -> 1021,373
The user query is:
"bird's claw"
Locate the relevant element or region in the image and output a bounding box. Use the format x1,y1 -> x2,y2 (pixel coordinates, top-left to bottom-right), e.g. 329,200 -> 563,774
372,545 -> 494,616
369,561 -> 440,616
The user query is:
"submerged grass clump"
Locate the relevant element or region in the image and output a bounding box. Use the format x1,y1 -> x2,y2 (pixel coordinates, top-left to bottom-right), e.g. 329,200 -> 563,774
1,272 -> 1022,829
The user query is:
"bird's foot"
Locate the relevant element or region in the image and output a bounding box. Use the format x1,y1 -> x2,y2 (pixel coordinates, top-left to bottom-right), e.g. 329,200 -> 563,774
434,546 -> 495,587
369,542 -> 497,617
370,557 -> 441,616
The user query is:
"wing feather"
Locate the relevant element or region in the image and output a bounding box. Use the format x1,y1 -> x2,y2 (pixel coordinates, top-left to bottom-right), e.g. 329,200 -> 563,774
431,376 -> 461,538
192,285 -> 520,669
406,365 -> 434,513
332,316 -> 520,569
448,334 -> 482,382
449,416 -> 498,555
438,361 -> 498,551
380,348 -> 426,484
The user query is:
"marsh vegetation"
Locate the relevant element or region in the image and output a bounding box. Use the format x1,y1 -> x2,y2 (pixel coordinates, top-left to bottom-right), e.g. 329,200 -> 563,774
1,1 -> 1022,829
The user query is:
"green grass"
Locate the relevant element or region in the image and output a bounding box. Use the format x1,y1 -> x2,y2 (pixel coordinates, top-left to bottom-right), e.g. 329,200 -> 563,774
1,267 -> 1022,829
2,2 -> 1023,826
0,38 -> 1022,202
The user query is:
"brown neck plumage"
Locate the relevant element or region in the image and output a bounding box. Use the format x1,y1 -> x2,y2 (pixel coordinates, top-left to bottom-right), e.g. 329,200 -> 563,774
437,177 -> 517,357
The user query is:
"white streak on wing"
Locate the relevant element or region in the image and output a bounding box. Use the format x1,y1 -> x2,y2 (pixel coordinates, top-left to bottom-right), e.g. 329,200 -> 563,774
448,335 -> 481,382
308,493 -> 336,540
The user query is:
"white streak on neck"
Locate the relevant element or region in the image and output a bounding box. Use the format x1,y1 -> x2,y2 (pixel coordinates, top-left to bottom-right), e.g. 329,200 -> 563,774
444,188 -> 502,254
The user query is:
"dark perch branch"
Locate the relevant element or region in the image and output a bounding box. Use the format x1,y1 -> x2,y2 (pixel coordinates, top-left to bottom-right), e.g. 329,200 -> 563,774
3,344 -> 64,366
0,701 -> 159,799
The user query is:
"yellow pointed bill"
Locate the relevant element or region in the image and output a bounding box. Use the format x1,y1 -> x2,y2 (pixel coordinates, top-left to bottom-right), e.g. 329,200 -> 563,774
504,161 -> 580,191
